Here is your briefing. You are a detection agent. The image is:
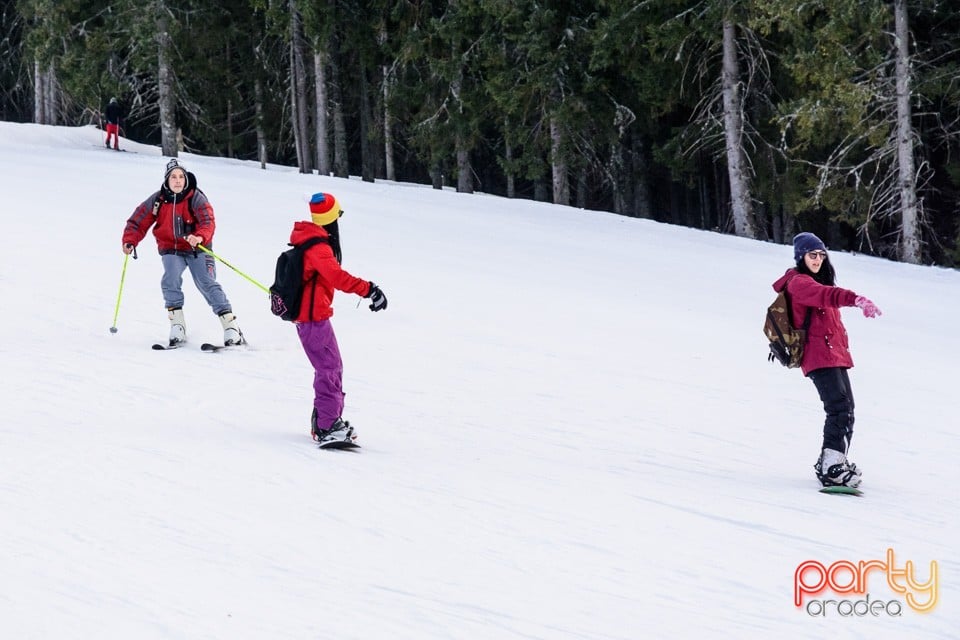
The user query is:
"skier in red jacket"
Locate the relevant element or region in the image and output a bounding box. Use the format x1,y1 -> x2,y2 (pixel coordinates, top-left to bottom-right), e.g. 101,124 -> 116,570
289,192 -> 387,447
121,159 -> 244,347
771,232 -> 881,489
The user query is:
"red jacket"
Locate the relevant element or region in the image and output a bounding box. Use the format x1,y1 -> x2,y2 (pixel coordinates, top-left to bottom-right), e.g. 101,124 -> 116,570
772,269 -> 859,376
122,179 -> 215,254
290,221 -> 371,322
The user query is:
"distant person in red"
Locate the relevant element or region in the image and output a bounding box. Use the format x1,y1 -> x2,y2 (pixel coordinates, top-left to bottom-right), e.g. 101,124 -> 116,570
104,97 -> 121,150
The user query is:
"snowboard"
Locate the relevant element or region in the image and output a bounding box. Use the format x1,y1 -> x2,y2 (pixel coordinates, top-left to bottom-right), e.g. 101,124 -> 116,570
819,485 -> 863,497
316,431 -> 360,450
318,439 -> 360,450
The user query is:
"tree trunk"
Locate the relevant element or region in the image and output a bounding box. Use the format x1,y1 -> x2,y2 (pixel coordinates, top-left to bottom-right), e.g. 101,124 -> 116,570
32,62 -> 57,125
314,49 -> 330,176
381,24 -> 396,182
255,75 -> 267,169
290,6 -> 312,174
721,19 -> 756,239
894,0 -> 921,264
225,41 -> 233,157
698,173 -> 710,229
43,65 -> 58,125
33,60 -> 43,124
382,73 -> 396,181
550,113 -> 569,206
504,118 -> 515,198
771,205 -> 783,243
157,13 -> 178,157
456,133 -> 473,193
289,39 -> 302,171
611,142 -> 626,214
329,31 -> 348,178
360,68 -> 375,183
633,133 -> 653,219
534,178 -> 548,202
226,97 -> 234,157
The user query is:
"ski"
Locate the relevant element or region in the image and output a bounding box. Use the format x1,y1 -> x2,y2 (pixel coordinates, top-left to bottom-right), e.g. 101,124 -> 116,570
153,342 -> 247,352
819,486 -> 863,497
200,342 -> 248,352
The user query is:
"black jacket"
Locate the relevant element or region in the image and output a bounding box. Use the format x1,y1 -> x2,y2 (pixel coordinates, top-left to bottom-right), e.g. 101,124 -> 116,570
105,102 -> 121,125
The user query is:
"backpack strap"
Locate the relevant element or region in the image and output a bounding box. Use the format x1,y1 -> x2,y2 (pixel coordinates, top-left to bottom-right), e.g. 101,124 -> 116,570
784,272 -> 813,334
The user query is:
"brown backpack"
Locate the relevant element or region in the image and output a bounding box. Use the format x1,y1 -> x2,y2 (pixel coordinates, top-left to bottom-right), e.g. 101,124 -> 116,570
764,275 -> 812,368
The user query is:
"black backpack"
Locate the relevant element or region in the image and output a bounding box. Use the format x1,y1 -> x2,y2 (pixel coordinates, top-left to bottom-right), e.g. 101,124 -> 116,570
269,237 -> 327,321
763,274 -> 812,368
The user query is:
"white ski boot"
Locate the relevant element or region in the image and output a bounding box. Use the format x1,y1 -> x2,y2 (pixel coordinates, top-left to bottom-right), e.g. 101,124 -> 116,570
219,312 -> 245,346
168,307 -> 186,346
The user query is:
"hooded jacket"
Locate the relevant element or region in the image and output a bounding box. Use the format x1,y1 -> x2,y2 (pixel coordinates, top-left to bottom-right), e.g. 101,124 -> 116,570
772,268 -> 859,376
122,172 -> 215,254
289,221 -> 371,322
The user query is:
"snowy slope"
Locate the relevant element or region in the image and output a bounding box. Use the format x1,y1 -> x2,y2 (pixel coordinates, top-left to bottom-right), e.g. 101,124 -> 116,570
0,122 -> 957,639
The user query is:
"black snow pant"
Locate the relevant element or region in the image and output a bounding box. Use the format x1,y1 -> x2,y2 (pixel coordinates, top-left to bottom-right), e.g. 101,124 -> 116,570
808,367 -> 855,454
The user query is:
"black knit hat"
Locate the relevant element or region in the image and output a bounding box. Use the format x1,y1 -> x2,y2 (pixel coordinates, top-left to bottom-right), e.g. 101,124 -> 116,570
164,159 -> 186,182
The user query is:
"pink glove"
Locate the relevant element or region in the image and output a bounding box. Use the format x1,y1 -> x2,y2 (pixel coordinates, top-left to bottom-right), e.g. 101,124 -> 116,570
855,296 -> 881,318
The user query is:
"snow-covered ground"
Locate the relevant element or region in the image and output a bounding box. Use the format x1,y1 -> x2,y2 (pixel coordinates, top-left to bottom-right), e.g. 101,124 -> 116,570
0,122 -> 956,639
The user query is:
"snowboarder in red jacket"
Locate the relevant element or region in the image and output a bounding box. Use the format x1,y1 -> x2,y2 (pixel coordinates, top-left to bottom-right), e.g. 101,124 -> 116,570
771,232 -> 881,489
290,192 -> 387,447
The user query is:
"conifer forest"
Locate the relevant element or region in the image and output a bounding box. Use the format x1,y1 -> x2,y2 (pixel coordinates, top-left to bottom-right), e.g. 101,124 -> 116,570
4,1 -> 960,266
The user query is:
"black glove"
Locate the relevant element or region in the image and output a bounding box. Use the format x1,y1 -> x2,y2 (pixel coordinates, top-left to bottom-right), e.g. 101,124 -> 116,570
365,282 -> 387,312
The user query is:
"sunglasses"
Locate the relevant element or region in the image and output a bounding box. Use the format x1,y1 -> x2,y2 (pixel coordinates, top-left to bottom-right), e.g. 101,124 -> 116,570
806,250 -> 828,259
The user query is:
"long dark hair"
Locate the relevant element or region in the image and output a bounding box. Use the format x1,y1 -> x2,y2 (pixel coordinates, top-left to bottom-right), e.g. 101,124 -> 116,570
796,256 -> 836,286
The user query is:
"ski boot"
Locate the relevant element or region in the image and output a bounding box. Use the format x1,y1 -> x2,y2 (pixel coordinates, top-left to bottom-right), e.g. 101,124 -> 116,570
311,411 -> 357,448
168,307 -> 186,346
814,448 -> 862,488
218,312 -> 245,346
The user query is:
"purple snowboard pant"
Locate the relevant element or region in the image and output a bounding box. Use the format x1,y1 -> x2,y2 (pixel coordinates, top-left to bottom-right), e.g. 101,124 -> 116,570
296,320 -> 345,430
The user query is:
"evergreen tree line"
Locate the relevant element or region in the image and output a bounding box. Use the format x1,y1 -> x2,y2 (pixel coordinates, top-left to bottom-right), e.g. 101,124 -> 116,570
4,1 -> 960,266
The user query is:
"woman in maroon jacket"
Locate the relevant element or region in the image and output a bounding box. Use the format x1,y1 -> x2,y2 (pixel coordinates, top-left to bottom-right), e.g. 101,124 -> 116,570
771,232 -> 881,489
291,192 -> 387,448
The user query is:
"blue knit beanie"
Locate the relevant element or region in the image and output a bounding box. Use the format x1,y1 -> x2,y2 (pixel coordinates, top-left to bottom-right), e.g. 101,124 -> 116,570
793,232 -> 826,263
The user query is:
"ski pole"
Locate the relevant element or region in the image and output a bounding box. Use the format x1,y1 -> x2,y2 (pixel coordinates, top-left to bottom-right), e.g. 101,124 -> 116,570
109,252 -> 130,333
196,244 -> 270,294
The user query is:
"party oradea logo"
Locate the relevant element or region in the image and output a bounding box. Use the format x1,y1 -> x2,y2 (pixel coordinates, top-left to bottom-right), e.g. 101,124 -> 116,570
794,548 -> 938,617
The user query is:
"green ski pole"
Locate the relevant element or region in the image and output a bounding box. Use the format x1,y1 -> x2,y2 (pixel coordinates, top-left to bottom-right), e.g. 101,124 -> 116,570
109,252 -> 130,333
196,244 -> 270,294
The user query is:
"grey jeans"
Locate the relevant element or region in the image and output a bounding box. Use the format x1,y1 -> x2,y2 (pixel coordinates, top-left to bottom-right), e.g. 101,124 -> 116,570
160,252 -> 232,315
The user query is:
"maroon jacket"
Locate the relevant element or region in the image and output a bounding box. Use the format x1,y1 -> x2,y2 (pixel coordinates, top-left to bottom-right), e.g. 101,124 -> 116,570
122,176 -> 215,254
772,268 -> 859,376
289,221 -> 371,322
